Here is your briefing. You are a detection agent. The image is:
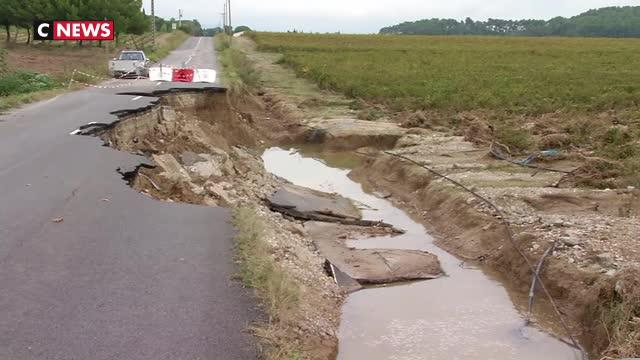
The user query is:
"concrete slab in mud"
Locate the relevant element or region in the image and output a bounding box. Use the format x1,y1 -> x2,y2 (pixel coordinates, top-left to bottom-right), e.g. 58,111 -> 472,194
304,118 -> 406,150
268,183 -> 361,220
306,222 -> 443,285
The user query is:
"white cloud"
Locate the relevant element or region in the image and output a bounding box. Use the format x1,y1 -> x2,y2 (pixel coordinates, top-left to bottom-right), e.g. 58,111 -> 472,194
142,0 -> 640,33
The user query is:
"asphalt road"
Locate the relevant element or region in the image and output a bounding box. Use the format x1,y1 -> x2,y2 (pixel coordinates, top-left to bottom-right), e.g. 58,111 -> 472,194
0,37 -> 258,360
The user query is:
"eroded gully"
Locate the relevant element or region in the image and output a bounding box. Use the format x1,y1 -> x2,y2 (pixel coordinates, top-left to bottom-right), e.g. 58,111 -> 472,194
262,147 -> 583,360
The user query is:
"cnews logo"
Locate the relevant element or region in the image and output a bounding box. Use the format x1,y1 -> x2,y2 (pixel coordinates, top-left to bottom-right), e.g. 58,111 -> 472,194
34,21 -> 114,41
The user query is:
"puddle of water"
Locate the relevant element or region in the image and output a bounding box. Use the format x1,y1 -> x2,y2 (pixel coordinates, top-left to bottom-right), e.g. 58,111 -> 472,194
262,147 -> 583,360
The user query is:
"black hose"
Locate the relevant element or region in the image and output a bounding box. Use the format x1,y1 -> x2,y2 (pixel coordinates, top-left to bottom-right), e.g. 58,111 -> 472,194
382,150 -> 586,359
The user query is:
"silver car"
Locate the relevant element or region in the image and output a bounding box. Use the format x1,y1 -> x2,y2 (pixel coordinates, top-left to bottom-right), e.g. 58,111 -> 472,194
108,50 -> 150,78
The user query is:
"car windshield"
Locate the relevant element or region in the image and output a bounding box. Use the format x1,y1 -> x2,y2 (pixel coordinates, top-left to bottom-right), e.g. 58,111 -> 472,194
119,52 -> 144,61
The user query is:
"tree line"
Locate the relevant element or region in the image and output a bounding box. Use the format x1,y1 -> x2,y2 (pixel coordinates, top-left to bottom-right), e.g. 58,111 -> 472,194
203,25 -> 251,36
0,0 -> 205,44
380,6 -> 640,37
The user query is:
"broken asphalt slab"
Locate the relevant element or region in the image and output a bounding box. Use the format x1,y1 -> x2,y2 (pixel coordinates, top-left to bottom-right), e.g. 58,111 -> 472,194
307,222 -> 443,285
267,183 -> 402,228
265,182 -> 443,286
268,183 -> 361,220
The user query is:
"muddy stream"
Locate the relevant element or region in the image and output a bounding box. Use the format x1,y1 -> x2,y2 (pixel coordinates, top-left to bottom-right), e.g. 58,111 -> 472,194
262,147 -> 583,360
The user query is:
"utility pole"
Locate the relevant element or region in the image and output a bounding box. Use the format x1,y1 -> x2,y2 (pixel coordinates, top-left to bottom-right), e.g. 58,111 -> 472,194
178,9 -> 183,28
151,0 -> 156,50
227,0 -> 232,34
227,0 -> 232,43
223,1 -> 227,33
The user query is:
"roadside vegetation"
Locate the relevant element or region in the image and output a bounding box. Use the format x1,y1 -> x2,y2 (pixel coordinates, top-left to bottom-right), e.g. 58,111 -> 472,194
0,0 -> 204,111
0,70 -> 58,97
219,33 -> 305,359
592,271 -> 640,359
251,32 -> 640,188
215,34 -> 259,93
232,207 -> 303,360
0,30 -> 189,111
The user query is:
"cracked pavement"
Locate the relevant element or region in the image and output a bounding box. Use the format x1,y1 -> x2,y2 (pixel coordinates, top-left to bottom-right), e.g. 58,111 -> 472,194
0,37 -> 258,360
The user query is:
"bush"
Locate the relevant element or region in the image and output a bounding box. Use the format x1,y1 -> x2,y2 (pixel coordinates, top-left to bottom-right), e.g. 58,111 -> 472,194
0,70 -> 58,97
494,122 -> 534,153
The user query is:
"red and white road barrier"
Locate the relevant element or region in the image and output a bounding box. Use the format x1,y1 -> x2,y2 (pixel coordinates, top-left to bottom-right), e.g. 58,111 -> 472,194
149,67 -> 217,83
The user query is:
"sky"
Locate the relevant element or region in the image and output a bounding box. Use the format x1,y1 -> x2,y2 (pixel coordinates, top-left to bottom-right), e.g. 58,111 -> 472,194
142,0 -> 640,33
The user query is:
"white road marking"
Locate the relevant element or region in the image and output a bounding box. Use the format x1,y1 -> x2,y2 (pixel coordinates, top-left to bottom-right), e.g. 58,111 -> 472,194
184,38 -> 202,66
131,96 -> 142,101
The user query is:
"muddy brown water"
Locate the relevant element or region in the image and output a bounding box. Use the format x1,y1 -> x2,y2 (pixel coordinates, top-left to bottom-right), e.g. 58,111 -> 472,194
262,147 -> 583,360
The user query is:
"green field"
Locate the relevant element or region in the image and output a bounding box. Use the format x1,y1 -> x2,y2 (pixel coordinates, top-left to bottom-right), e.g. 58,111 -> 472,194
252,33 -> 640,114
249,32 -> 640,187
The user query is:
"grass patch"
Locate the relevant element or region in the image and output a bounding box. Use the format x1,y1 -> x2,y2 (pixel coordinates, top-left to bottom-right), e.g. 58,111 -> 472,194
494,121 -> 535,152
0,70 -> 58,96
0,88 -> 67,111
590,270 -> 640,358
0,70 -> 64,111
216,35 -> 260,92
0,67 -> 106,112
232,207 -> 303,360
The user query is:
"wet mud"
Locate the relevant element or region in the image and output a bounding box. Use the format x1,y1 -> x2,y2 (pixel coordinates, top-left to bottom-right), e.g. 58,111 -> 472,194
262,147 -> 583,360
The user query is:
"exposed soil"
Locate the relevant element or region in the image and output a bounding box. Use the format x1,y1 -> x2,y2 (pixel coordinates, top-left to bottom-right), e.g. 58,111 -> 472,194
83,90 -> 345,359
88,88 -> 451,359
71,33 -> 640,359
5,45 -> 113,77
229,35 -> 640,359
2,33 -> 177,78
349,153 -> 640,357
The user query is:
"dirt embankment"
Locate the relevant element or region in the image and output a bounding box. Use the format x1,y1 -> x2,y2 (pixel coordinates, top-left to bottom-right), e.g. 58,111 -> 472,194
91,87 -> 451,359
88,90 -> 345,359
230,35 -> 640,359
80,33 -> 640,358
349,153 -> 639,357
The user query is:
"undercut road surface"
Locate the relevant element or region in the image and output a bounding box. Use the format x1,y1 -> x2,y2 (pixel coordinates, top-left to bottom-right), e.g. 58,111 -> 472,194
0,37 -> 258,359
